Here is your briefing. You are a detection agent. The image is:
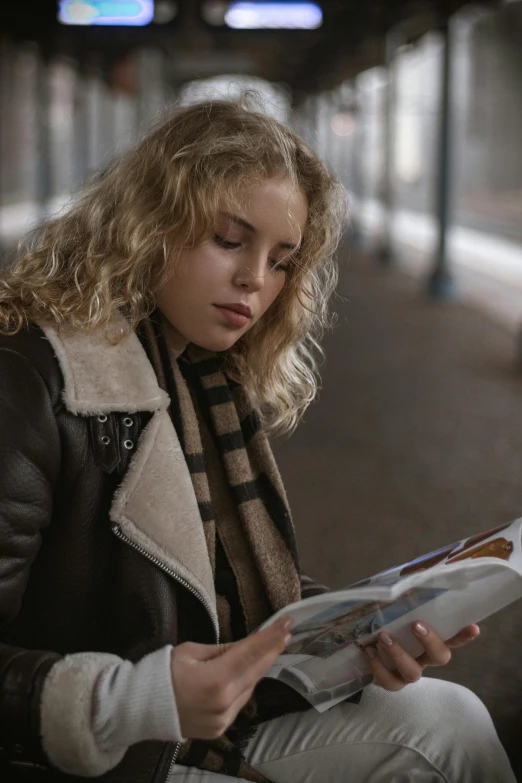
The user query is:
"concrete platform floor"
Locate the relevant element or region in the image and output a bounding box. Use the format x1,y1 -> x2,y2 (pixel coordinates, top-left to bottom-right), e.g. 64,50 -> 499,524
273,244 -> 522,777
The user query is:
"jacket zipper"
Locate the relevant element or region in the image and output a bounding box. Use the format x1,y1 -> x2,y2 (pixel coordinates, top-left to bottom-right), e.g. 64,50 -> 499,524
111,523 -> 219,781
111,522 -> 219,640
166,742 -> 182,777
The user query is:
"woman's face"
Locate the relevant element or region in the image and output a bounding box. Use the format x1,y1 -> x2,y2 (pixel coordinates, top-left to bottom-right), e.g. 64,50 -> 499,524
155,177 -> 308,352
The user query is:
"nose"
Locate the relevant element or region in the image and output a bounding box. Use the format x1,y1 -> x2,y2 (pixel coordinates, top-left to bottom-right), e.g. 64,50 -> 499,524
233,252 -> 266,292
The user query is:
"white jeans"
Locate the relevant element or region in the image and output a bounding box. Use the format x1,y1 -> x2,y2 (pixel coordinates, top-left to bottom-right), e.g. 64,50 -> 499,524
168,679 -> 516,782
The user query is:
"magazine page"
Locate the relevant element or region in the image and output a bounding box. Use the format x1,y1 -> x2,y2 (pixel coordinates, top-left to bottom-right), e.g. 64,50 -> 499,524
262,518 -> 522,711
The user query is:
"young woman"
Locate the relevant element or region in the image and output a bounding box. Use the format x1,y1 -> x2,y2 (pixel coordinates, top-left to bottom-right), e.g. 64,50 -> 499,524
0,100 -> 515,783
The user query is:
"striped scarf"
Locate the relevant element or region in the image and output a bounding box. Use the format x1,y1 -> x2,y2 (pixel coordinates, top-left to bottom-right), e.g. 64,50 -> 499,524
139,315 -> 307,781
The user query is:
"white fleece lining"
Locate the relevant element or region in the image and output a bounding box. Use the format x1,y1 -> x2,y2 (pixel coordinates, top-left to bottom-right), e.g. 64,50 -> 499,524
110,409 -> 217,628
42,323 -> 169,415
40,652 -> 125,777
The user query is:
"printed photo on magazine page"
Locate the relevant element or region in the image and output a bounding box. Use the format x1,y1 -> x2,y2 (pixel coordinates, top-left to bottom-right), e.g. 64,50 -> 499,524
285,587 -> 446,659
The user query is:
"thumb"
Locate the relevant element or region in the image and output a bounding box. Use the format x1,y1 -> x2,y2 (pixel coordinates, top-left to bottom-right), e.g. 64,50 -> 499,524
183,641 -> 238,663
179,617 -> 292,665
214,617 -> 293,680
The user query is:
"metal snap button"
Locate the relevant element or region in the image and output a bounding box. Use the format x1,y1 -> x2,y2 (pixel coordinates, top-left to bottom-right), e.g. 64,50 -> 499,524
101,436 -> 111,445
97,414 -> 108,423
123,417 -> 134,427
123,439 -> 134,450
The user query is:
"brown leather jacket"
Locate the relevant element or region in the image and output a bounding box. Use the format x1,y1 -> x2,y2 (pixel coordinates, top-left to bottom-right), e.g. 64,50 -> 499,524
0,324 -> 217,782
0,323 -> 326,783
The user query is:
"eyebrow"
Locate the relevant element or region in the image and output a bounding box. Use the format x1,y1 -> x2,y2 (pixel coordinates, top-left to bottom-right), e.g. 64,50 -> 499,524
221,212 -> 299,251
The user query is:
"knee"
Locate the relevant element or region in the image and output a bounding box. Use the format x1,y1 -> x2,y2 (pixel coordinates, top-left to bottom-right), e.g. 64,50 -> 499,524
364,677 -> 500,753
365,679 -> 514,780
400,679 -> 507,760
393,677 -> 495,736
413,679 -> 514,779
422,677 -> 490,722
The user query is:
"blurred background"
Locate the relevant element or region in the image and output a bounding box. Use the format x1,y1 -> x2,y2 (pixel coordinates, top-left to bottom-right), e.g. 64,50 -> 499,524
2,0 -> 522,777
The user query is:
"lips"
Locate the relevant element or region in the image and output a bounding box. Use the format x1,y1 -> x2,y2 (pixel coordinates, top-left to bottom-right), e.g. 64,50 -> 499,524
214,303 -> 252,328
215,303 -> 253,318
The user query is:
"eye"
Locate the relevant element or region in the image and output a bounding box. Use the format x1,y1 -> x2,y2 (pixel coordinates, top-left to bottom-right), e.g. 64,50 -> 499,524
214,234 -> 241,250
269,258 -> 290,273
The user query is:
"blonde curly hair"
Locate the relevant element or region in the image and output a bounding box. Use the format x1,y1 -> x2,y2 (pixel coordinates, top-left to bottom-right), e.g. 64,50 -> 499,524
0,99 -> 346,436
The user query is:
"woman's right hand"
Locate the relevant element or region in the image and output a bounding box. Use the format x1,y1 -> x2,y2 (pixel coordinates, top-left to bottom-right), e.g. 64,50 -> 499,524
171,617 -> 292,740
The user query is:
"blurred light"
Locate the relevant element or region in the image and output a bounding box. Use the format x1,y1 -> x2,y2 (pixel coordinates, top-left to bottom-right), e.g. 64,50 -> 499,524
58,0 -> 154,26
153,0 -> 178,23
225,2 -> 322,29
330,113 -> 355,136
202,1 -> 229,25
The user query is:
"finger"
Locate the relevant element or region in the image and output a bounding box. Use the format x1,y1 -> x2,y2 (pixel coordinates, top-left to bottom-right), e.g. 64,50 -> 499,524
183,617 -> 293,664
216,617 -> 292,692
445,624 -> 480,648
376,632 -> 425,682
410,622 -> 452,666
364,646 -> 408,691
414,623 -> 480,666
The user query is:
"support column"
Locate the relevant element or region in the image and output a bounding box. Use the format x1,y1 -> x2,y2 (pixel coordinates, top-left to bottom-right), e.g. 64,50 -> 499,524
35,49 -> 52,222
350,109 -> 363,246
376,38 -> 396,266
426,18 -> 456,298
73,62 -> 90,186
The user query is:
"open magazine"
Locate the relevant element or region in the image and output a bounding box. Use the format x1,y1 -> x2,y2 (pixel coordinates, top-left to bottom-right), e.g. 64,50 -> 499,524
260,518 -> 522,712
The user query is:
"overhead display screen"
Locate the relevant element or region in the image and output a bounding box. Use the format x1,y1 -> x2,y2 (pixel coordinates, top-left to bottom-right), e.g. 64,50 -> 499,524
225,2 -> 323,29
58,0 -> 155,26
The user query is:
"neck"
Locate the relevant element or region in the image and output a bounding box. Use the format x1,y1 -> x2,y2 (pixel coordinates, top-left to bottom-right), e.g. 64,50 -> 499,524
162,316 -> 188,359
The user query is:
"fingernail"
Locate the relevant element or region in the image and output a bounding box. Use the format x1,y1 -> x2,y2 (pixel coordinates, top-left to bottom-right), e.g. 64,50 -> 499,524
365,646 -> 376,659
284,633 -> 292,646
283,617 -> 293,631
413,622 -> 429,637
379,632 -> 393,647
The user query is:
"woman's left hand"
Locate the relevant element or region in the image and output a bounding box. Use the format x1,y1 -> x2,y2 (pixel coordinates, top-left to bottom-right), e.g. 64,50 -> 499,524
363,622 -> 480,691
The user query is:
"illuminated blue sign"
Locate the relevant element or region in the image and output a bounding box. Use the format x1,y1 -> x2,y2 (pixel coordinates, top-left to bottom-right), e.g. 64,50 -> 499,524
225,2 -> 322,30
58,0 -> 154,26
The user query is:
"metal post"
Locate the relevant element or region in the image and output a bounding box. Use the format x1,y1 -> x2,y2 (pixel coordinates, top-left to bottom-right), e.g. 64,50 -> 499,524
350,114 -> 363,246
35,50 -> 52,222
427,18 -> 456,298
376,36 -> 396,266
73,65 -> 90,187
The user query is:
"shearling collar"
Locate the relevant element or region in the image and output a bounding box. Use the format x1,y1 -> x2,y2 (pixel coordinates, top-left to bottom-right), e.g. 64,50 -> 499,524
43,322 -> 170,416
41,321 -> 218,638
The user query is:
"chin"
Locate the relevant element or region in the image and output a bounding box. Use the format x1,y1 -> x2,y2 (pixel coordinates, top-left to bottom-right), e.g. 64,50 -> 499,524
192,332 -> 241,353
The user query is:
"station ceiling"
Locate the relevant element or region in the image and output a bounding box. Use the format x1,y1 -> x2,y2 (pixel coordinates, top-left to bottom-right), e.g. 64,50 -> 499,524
1,1 -> 501,98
